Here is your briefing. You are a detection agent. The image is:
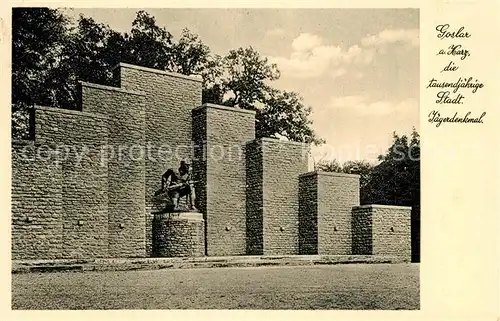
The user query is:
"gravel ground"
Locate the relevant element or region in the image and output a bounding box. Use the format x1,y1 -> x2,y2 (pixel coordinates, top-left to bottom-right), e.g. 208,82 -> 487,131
12,263 -> 419,310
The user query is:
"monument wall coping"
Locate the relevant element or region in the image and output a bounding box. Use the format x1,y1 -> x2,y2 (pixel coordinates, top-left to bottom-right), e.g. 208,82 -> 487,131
34,105 -> 110,120
153,212 -> 204,221
12,139 -> 35,146
12,139 -> 63,151
299,170 -> 360,179
259,137 -> 310,147
352,204 -> 412,211
192,103 -> 256,115
80,81 -> 145,96
112,62 -> 203,83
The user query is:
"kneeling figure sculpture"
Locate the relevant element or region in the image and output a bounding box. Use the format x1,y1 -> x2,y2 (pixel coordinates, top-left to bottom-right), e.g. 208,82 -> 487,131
155,160 -> 197,212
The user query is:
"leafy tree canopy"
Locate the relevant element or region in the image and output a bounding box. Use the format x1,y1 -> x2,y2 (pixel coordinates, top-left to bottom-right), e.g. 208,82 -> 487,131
317,128 -> 420,207
11,8 -> 322,144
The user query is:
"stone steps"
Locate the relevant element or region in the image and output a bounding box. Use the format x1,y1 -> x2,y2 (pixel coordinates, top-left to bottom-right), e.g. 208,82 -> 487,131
12,254 -> 406,274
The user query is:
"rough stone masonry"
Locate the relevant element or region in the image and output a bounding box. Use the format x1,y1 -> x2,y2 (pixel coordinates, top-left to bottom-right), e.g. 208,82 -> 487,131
11,62 -> 412,262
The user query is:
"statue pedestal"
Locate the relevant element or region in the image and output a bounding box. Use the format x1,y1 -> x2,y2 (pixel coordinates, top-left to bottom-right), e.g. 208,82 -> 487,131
152,211 -> 205,257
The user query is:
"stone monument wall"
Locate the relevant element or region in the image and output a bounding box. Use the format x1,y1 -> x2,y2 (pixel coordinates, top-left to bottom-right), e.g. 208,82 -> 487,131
12,140 -> 63,260
12,106 -> 111,259
11,61 -> 414,261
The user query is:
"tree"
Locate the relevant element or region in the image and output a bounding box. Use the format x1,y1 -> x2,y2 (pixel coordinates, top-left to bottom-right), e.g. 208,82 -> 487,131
200,54 -> 226,105
315,129 -> 419,207
342,160 -> 374,191
169,28 -> 211,75
12,7 -> 69,138
127,10 -> 173,70
202,47 -> 323,144
12,10 -> 123,114
216,47 -> 280,109
363,128 -> 420,206
257,89 -> 324,144
365,128 -> 420,263
11,9 -> 323,146
51,15 -> 117,109
11,9 -> 176,139
316,159 -> 375,192
316,159 -> 343,172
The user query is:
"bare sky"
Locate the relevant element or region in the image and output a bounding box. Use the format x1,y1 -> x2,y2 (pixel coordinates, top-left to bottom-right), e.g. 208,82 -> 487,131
65,8 -> 419,164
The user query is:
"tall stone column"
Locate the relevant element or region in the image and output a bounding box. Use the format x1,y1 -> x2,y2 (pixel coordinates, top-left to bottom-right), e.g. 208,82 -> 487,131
192,104 -> 256,256
246,138 -> 309,255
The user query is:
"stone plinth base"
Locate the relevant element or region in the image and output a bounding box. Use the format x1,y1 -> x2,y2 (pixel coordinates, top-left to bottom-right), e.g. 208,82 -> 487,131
152,212 -> 205,257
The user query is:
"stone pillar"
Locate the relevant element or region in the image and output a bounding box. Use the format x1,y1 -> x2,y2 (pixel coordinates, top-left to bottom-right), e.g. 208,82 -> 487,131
245,138 -> 309,255
352,205 -> 412,262
81,82 -> 146,258
153,212 -> 205,257
245,140 -> 263,255
33,105 -> 112,259
298,171 -> 360,255
192,103 -> 256,256
298,173 -> 317,254
111,63 -> 202,257
112,63 -> 202,201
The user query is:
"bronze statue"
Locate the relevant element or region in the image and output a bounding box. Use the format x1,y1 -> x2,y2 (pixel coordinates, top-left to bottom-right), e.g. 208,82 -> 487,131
155,160 -> 197,212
